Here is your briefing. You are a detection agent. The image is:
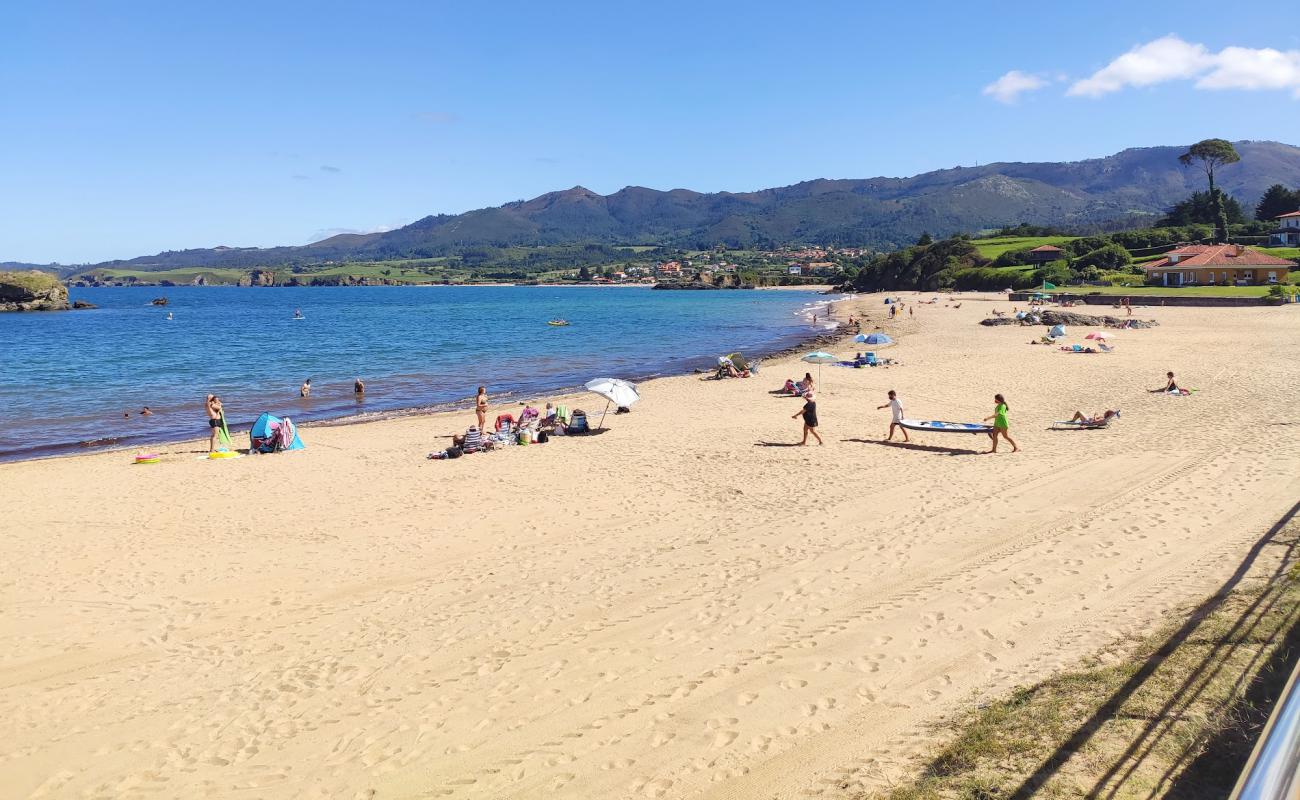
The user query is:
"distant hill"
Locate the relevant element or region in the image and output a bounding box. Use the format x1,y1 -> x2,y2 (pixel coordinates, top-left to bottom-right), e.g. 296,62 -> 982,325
66,140 -> 1300,273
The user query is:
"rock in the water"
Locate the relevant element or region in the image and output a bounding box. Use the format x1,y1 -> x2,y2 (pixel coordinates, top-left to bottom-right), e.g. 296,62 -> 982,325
72,300 -> 97,309
0,270 -> 69,311
151,296 -> 169,306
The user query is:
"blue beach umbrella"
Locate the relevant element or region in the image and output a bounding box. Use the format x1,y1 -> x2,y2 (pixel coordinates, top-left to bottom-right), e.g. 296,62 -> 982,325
1049,324 -> 1066,339
857,332 -> 894,347
801,350 -> 837,383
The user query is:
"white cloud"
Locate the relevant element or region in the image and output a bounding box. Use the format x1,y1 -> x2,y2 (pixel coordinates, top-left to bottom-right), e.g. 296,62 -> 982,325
1197,46 -> 1300,93
1064,35 -> 1300,98
1068,35 -> 1212,97
977,69 -> 1050,103
982,70 -> 1049,104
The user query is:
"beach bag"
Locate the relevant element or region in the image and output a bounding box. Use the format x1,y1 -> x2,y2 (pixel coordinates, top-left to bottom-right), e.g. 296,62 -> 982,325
537,431 -> 549,443
517,430 -> 530,446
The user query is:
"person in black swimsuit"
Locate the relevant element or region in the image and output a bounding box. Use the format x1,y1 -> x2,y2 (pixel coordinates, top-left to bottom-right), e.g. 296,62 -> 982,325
792,391 -> 823,445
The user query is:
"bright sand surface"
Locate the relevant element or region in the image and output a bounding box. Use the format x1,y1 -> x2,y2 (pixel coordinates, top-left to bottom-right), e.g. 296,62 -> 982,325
4,294 -> 1300,799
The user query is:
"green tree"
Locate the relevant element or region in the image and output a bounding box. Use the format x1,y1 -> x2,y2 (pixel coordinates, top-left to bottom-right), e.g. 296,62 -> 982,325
916,232 -> 933,247
577,265 -> 591,281
1178,138 -> 1240,243
1256,184 -> 1300,221
1157,191 -> 1246,228
1074,243 -> 1131,271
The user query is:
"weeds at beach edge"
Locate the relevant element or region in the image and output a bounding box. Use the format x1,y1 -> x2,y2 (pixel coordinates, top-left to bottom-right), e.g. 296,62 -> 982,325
859,518 -> 1300,800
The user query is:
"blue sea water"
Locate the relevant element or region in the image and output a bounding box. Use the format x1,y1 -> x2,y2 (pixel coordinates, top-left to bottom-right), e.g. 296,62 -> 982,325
0,286 -> 834,459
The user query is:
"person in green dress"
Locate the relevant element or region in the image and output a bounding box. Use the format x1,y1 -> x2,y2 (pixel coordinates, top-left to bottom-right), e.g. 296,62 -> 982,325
984,393 -> 1019,453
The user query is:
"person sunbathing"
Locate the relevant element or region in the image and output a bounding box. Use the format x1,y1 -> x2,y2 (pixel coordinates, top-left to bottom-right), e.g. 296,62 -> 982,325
1070,409 -> 1118,425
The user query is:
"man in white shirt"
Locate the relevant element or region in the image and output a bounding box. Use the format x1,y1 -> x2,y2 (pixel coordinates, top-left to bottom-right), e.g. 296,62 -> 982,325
877,389 -> 908,442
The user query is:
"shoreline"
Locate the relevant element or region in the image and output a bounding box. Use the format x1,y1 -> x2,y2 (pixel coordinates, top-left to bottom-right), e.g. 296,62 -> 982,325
1,293 -> 853,465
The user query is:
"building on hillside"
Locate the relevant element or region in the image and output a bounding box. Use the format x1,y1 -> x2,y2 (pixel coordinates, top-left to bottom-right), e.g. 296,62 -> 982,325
787,265 -> 802,275
1142,244 -> 1294,287
1269,210 -> 1300,247
1027,245 -> 1064,264
656,261 -> 682,276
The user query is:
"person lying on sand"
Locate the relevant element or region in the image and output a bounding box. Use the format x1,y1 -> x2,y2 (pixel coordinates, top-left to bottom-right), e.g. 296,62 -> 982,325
1070,409 -> 1119,425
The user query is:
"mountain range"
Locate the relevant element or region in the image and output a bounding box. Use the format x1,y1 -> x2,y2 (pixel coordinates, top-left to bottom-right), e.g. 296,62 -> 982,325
53,140 -> 1300,273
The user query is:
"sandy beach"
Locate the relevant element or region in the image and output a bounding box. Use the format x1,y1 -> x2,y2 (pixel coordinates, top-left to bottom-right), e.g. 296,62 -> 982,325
4,293 -> 1300,799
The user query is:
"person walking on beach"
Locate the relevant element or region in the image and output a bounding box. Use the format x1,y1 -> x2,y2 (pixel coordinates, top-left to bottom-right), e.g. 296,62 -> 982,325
300,379 -> 311,398
205,394 -> 223,453
877,390 -> 908,442
984,393 -> 1018,453
475,386 -> 489,431
792,391 -> 823,445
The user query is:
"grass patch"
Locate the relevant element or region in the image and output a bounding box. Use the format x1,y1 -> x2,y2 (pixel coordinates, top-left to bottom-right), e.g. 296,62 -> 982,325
1078,285 -> 1276,298
868,510 -> 1300,800
970,236 -> 1078,260
1260,247 -> 1300,261
0,269 -> 63,293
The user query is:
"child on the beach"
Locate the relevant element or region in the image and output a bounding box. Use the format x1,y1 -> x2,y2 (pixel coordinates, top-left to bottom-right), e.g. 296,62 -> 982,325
877,390 -> 908,442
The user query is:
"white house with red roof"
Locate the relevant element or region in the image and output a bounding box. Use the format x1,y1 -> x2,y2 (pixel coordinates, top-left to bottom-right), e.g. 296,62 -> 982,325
1269,210 -> 1300,247
1143,244 -> 1294,287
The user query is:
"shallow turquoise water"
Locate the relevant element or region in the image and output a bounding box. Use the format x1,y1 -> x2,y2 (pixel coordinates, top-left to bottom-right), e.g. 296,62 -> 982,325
0,285 -> 833,458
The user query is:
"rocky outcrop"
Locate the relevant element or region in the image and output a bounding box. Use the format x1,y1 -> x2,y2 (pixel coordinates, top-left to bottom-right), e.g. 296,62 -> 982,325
151,296 -> 169,306
980,309 -> 1158,328
0,270 -> 69,311
72,300 -> 97,309
237,269 -> 278,287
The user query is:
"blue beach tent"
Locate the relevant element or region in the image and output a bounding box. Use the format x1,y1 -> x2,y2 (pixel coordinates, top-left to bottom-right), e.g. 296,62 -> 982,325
249,412 -> 306,453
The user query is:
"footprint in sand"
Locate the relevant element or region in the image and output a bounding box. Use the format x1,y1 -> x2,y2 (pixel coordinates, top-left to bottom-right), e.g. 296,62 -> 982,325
737,692 -> 759,706
780,678 -> 808,690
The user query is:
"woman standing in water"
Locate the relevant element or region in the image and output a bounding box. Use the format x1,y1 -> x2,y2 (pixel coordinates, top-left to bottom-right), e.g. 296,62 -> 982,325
475,386 -> 488,431
984,393 -> 1018,453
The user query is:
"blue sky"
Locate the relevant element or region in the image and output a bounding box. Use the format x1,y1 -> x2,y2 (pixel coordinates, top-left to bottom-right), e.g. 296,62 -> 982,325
2,0 -> 1298,263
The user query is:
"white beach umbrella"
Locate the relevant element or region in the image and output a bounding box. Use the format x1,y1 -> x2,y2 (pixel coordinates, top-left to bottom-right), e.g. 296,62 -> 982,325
585,377 -> 640,430
800,350 -> 837,384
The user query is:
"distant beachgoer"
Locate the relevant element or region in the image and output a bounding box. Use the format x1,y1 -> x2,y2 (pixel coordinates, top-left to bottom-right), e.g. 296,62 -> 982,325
812,314 -> 817,325
140,406 -> 153,416
475,386 -> 488,430
801,372 -> 815,394
165,312 -> 173,321
877,390 -> 908,442
984,393 -> 1018,453
300,379 -> 311,398
1071,409 -> 1118,425
354,378 -> 365,396
1151,372 -> 1178,393
205,394 -> 223,453
123,411 -> 130,418
908,305 -> 914,317
792,391 -> 823,445
293,308 -> 303,319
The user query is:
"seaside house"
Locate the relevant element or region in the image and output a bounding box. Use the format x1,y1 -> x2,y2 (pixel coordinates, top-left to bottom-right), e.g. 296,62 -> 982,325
1027,245 -> 1064,264
1142,244 -> 1294,287
1269,210 -> 1300,247
657,261 -> 682,276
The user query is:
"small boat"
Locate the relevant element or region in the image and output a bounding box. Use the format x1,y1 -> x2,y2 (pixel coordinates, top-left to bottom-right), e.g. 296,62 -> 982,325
547,319 -> 570,327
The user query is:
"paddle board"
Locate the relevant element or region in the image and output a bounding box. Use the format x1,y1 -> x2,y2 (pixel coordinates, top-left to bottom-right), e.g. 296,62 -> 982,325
899,419 -> 993,434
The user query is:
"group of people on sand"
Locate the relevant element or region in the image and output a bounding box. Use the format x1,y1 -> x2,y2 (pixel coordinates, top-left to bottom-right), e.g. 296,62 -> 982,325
430,385 -> 593,460
784,383 -> 1019,453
